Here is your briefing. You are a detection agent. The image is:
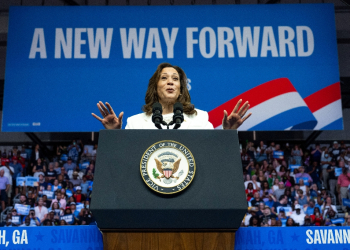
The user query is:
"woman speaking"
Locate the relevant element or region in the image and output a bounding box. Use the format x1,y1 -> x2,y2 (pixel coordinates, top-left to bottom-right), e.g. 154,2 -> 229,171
92,63 -> 251,130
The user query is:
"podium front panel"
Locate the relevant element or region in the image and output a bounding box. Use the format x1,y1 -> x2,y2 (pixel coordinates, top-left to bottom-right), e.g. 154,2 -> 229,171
91,130 -> 246,229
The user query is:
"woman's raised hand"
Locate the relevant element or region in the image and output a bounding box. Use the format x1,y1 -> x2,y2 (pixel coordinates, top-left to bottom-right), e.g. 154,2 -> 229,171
91,101 -> 124,129
222,99 -> 252,130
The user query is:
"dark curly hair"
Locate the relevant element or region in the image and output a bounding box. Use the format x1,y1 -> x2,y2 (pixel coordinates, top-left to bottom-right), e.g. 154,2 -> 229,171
142,62 -> 196,116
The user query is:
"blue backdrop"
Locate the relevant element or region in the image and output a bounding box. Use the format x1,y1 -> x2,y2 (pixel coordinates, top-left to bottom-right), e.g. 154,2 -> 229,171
0,225 -> 102,249
3,4 -> 341,131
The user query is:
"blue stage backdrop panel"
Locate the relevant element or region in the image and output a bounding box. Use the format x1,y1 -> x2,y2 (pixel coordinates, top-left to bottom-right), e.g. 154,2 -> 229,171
0,225 -> 102,249
235,227 -> 350,250
3,4 -> 341,132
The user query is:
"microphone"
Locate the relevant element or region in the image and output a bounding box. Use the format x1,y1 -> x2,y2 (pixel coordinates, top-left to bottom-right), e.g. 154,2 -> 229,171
172,102 -> 184,129
152,102 -> 165,129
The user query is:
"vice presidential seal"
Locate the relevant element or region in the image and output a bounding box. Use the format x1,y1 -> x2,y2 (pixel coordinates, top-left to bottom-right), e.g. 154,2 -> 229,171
140,140 -> 196,194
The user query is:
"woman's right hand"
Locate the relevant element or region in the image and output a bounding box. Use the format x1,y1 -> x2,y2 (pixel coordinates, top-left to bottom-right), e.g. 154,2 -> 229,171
91,101 -> 124,129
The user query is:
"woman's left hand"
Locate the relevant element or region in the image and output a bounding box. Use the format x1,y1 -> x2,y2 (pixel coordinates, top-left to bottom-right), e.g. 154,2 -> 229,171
222,99 -> 252,130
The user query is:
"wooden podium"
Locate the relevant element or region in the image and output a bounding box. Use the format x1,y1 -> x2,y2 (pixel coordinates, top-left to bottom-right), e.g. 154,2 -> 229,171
91,130 -> 245,250
103,230 -> 236,250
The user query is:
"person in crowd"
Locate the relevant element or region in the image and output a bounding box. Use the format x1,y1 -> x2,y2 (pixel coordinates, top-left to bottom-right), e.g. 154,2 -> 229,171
321,148 -> 332,189
244,207 -> 257,226
10,156 -> 22,194
22,208 -> 40,226
63,157 -> 76,173
80,176 -> 89,196
330,141 -> 341,162
46,162 -> 58,182
260,206 -> 277,225
60,220 -> 68,225
277,208 -> 288,221
0,163 -> 14,206
73,186 -> 85,203
42,195 -> 51,208
53,162 -> 61,175
337,161 -> 350,211
273,182 -> 285,201
284,188 -> 294,205
85,169 -> 94,181
327,160 -> 339,195
310,207 -> 323,226
32,158 -> 46,174
306,161 -> 321,188
57,175 -> 67,189
271,178 -> 280,192
70,172 -> 82,187
67,140 -> 81,163
286,218 -> 296,226
282,170 -> 295,188
0,169 -> 9,211
295,189 -> 309,206
305,199 -> 321,216
303,215 -> 313,226
249,215 -> 260,227
51,192 -> 66,210
59,167 -> 70,181
291,145 -> 303,165
256,141 -> 267,162
257,170 -> 267,183
278,166 -> 287,177
245,183 -> 256,201
255,202 -> 265,218
80,208 -> 94,225
34,198 -> 48,222
311,143 -> 322,164
290,204 -> 306,226
26,191 -> 36,207
268,170 -> 281,188
321,196 -> 338,217
260,181 -> 272,202
246,142 -> 256,162
272,195 -> 290,214
51,179 -> 61,191
295,166 -> 312,185
251,192 -> 263,207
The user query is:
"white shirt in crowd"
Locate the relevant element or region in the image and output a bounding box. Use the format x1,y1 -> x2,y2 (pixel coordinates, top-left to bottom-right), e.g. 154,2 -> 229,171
34,206 -> 48,221
0,166 -> 14,185
244,181 -> 261,189
290,212 -> 306,226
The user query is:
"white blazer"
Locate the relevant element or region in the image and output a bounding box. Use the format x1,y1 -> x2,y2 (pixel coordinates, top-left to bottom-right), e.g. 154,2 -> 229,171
125,109 -> 214,130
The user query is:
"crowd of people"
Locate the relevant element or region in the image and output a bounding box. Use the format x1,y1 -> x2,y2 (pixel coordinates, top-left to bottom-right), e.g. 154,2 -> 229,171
242,140 -> 350,227
0,140 -> 97,227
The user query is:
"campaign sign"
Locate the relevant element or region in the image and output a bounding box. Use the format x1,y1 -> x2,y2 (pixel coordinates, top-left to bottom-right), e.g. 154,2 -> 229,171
43,190 -> 54,199
76,203 -> 84,212
89,181 -> 93,191
331,218 -> 345,224
289,165 -> 300,170
60,214 -> 74,224
0,226 -> 102,249
296,177 -> 310,186
343,198 -> 350,208
66,190 -> 73,198
335,167 -> 342,177
273,151 -> 284,159
16,177 -> 26,186
80,161 -> 89,170
276,206 -> 292,214
11,215 -> 20,224
3,4 -> 341,132
14,204 -> 30,215
25,177 -> 39,187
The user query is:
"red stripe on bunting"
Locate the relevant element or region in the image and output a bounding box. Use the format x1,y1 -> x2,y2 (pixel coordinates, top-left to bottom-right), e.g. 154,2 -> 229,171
303,82 -> 341,113
208,78 -> 297,128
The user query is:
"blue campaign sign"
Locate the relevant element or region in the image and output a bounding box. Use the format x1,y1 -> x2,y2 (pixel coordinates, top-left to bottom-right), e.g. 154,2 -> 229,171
60,214 -> 74,224
290,165 -> 300,170
335,168 -> 342,177
66,190 -> 73,198
14,204 -> 30,215
235,227 -> 350,250
0,226 -> 102,249
16,177 -> 26,186
273,151 -> 284,159
296,177 -> 310,186
11,215 -> 21,224
89,181 -> 93,191
26,177 -> 39,187
343,198 -> 350,208
3,4 -> 341,132
76,203 -> 84,212
43,190 -> 54,199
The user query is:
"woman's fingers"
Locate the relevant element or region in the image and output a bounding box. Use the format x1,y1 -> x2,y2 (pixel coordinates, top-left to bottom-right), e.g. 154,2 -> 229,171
240,104 -> 250,118
91,113 -> 103,122
237,101 -> 249,116
97,103 -> 106,117
231,99 -> 242,114
99,101 -> 110,115
105,102 -> 115,115
118,111 -> 124,122
242,113 -> 252,123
